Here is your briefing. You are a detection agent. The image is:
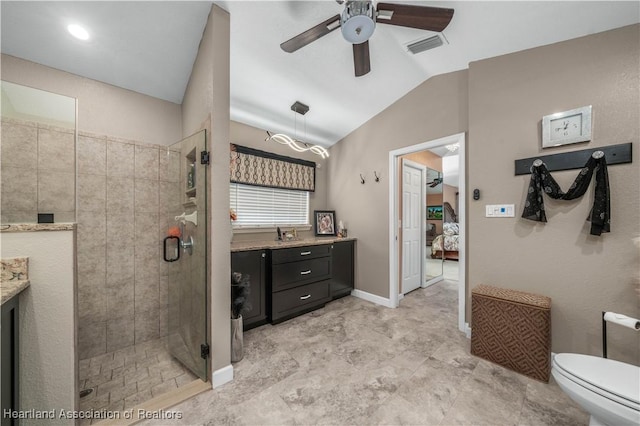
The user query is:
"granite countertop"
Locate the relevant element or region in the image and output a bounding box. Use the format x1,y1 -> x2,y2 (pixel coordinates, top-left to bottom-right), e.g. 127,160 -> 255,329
0,223 -> 76,233
1,280 -> 30,305
1,257 -> 30,305
231,236 -> 356,252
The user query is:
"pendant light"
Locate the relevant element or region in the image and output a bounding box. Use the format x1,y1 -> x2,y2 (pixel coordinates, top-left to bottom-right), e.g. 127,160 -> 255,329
266,101 -> 329,159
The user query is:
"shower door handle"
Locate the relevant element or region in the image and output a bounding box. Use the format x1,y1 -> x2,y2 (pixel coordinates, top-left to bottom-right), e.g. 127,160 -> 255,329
163,236 -> 180,262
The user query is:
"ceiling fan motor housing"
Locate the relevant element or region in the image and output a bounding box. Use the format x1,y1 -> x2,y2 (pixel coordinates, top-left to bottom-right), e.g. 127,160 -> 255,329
341,0 -> 376,44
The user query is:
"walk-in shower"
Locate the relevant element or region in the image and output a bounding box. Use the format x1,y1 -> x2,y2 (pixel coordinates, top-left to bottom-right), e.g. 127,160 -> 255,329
1,81 -> 209,413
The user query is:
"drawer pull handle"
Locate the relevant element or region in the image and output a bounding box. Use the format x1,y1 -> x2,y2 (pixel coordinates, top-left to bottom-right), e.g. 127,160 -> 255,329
300,294 -> 311,300
300,270 -> 312,275
300,251 -> 312,256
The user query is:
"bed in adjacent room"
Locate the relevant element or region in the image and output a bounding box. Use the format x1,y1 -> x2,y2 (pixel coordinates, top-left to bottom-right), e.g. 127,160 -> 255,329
431,222 -> 459,260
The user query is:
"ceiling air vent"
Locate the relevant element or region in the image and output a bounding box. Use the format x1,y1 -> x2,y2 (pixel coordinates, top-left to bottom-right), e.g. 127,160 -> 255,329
406,34 -> 444,55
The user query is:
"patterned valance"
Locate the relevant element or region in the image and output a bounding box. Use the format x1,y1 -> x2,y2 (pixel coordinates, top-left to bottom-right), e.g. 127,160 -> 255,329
230,144 -> 316,192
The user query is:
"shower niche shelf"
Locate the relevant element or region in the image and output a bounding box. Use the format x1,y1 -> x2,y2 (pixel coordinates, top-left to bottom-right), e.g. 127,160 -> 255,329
184,148 -> 197,204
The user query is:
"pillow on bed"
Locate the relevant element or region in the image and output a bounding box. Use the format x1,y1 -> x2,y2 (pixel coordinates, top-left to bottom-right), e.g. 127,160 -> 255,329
443,222 -> 459,236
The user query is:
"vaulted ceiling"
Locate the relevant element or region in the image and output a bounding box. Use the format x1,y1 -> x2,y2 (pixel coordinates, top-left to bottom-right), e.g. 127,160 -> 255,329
2,1 -> 638,147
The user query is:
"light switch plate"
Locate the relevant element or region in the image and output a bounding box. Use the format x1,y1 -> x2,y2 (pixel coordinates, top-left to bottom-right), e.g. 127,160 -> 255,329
485,204 -> 515,218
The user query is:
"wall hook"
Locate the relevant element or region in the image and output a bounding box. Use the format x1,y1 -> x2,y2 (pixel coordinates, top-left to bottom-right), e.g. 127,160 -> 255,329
374,171 -> 380,182
360,174 -> 366,184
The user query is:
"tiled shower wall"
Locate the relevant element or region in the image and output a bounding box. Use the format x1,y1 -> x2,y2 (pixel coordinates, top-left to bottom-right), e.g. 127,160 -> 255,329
75,132 -> 180,359
2,117 -> 182,360
1,118 -> 76,223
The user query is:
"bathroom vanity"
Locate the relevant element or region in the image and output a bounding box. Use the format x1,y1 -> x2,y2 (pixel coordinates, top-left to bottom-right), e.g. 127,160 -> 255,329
231,238 -> 356,328
271,243 -> 332,323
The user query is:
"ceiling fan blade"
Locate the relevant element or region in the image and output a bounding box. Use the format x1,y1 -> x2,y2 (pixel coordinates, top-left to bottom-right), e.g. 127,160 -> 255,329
376,3 -> 454,32
353,41 -> 371,77
280,14 -> 341,53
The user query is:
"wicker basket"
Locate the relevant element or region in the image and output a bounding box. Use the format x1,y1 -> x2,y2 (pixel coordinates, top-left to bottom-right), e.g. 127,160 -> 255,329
471,284 -> 552,382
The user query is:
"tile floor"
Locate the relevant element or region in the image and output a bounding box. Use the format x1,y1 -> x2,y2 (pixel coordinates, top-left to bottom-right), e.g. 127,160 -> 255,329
79,337 -> 197,424
147,279 -> 589,425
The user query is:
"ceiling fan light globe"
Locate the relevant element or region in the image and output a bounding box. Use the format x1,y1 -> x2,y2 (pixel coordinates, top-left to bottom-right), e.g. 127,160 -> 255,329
341,15 -> 375,44
340,1 -> 376,44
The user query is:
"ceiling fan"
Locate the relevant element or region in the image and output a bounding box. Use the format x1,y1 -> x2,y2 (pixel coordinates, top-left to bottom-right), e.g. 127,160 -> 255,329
280,0 -> 454,77
428,175 -> 443,188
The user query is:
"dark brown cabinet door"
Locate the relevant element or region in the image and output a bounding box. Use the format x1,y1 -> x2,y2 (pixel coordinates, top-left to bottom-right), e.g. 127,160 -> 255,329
231,250 -> 267,330
331,240 -> 355,299
1,297 -> 19,426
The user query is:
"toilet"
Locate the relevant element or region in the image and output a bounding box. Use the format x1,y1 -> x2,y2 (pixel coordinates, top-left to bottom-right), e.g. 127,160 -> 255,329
551,353 -> 640,426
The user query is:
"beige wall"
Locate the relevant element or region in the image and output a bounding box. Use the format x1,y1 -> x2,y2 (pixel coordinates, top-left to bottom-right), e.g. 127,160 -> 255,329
330,24 -> 639,364
1,229 -> 77,422
327,70 -> 469,298
1,55 -> 182,145
468,24 -> 639,364
229,120 -> 328,243
181,4 -> 231,377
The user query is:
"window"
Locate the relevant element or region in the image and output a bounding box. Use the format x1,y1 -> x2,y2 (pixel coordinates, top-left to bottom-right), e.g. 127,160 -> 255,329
230,183 -> 309,228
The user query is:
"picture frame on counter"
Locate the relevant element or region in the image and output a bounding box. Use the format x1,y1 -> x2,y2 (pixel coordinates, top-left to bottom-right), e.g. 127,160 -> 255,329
314,210 -> 336,236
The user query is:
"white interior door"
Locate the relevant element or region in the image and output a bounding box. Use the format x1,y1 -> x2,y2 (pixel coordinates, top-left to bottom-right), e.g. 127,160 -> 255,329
401,159 -> 425,294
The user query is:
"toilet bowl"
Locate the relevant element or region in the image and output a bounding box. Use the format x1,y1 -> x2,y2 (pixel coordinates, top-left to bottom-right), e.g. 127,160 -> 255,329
551,353 -> 640,426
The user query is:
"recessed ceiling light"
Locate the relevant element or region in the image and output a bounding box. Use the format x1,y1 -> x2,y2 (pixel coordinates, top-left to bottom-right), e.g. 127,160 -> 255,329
67,24 -> 89,41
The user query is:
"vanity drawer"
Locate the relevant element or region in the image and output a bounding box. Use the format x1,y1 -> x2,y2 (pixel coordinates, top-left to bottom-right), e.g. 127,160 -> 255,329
271,257 -> 331,292
272,280 -> 330,322
271,244 -> 331,264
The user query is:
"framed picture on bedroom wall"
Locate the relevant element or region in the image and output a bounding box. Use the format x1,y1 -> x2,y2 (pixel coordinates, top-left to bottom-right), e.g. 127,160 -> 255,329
427,205 -> 443,220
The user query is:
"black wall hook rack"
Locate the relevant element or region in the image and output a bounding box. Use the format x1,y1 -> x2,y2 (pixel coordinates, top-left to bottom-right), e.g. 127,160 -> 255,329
514,143 -> 632,175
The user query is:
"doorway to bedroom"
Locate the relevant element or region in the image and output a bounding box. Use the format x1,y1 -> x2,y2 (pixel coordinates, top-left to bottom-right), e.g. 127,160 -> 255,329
389,133 -> 467,333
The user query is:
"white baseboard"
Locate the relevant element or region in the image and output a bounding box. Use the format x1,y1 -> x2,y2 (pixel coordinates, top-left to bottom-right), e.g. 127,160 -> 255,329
398,293 -> 405,301
212,364 -> 233,388
464,322 -> 471,339
351,289 -> 395,308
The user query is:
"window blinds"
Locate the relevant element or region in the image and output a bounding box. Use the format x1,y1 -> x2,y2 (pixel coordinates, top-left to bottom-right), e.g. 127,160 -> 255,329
230,183 -> 309,227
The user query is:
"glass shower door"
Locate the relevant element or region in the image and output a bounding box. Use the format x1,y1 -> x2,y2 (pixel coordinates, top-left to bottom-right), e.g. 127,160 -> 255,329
162,130 -> 208,380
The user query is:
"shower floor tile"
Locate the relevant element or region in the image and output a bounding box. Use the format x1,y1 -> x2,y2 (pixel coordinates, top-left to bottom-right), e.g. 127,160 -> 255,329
79,337 -> 197,423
